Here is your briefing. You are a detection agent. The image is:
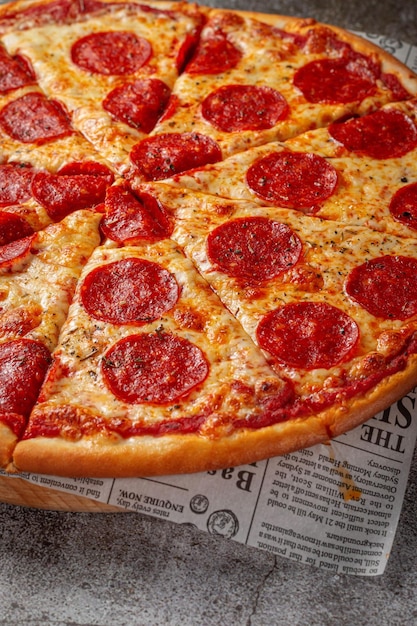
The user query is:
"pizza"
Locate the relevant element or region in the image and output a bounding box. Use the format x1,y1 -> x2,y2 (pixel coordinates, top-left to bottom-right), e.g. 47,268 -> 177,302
0,0 -> 416,478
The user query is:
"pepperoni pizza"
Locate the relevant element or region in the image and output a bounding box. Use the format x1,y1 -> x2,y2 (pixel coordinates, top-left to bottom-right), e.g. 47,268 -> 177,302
0,0 -> 416,477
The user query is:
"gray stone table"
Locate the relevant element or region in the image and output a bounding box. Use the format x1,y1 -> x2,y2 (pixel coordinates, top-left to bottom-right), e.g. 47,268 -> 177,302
1,0 -> 417,624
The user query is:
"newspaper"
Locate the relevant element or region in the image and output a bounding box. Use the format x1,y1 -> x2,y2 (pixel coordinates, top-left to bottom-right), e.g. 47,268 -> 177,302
3,34 -> 417,577
5,388 -> 417,576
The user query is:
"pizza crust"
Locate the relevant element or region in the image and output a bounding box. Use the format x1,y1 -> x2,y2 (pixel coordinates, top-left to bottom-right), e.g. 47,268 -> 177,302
11,409 -> 330,477
11,352 -> 417,478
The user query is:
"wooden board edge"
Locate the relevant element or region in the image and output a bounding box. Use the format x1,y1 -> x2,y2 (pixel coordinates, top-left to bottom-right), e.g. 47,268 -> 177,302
0,475 -> 124,512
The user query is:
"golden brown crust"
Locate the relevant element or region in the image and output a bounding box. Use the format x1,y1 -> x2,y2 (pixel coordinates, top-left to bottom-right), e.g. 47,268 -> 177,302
0,423 -> 17,469
12,414 -> 329,477
12,354 -> 417,478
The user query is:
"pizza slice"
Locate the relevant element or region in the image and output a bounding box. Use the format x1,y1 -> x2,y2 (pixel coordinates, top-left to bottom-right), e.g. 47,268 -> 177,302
0,0 -> 203,174
0,39 -> 84,161
0,20 -> 121,178
157,99 -> 417,237
0,208 -> 102,468
127,7 -> 417,182
11,239 -> 302,477
137,184 -> 417,437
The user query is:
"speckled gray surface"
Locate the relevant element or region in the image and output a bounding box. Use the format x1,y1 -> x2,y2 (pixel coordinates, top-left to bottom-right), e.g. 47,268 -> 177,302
1,448 -> 417,626
1,1 -> 417,624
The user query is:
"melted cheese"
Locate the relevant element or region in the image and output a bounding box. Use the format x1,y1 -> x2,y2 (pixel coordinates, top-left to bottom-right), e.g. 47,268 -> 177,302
35,239 -> 287,429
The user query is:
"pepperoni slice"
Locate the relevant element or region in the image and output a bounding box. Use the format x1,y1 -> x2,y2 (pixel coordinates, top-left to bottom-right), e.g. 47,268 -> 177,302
101,186 -> 172,243
157,94 -> 179,124
207,216 -> 302,282
31,161 -> 114,221
201,85 -> 289,132
0,304 -> 43,340
0,234 -> 35,270
57,161 -> 114,183
345,255 -> 417,320
103,78 -> 171,133
329,109 -> 417,159
0,212 -> 34,246
71,31 -> 152,75
389,182 -> 417,230
246,151 -> 338,210
130,133 -> 222,181
381,72 -> 411,101
0,163 -> 36,206
176,30 -> 201,74
185,30 -> 242,74
102,332 -> 209,404
81,257 -> 179,325
293,58 -> 377,104
0,92 -> 72,144
0,338 -> 51,417
0,47 -> 36,94
257,302 -> 359,370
